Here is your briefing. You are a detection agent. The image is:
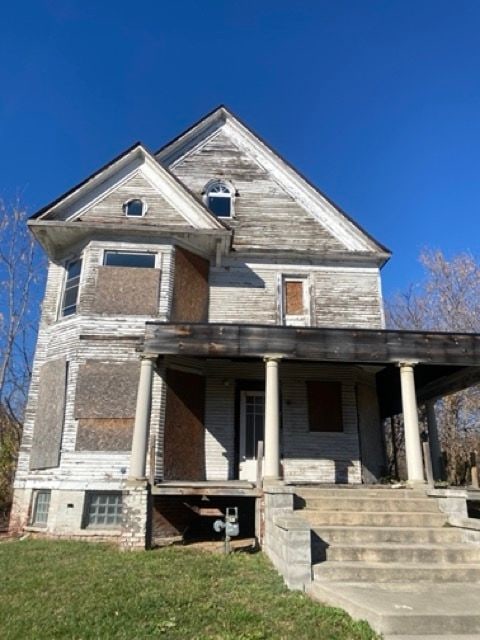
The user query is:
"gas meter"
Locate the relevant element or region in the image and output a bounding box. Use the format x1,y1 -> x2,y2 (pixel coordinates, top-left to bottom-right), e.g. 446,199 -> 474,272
213,507 -> 240,553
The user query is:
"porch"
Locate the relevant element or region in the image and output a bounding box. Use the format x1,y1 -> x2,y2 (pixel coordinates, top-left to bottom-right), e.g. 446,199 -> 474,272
129,322 -> 480,489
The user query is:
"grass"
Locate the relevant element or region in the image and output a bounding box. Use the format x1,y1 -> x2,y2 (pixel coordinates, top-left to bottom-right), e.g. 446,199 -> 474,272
0,539 -> 379,640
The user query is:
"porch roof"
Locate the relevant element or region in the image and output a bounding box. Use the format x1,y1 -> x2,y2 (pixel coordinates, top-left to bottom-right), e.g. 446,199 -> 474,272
143,322 -> 480,368
143,322 -> 480,417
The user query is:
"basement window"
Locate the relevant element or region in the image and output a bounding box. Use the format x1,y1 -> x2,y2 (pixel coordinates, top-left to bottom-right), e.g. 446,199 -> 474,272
31,490 -> 51,527
123,198 -> 146,217
83,492 -> 123,528
61,258 -> 82,317
103,251 -> 156,268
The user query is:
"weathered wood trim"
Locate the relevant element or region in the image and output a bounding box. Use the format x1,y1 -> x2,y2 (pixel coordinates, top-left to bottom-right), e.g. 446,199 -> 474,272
143,322 -> 480,367
417,367 -> 480,402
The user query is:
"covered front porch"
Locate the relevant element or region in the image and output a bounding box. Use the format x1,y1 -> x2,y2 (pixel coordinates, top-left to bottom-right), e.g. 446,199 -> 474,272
129,323 -> 480,490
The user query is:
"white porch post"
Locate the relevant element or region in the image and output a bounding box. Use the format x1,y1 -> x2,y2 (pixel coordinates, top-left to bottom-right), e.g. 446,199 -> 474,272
399,362 -> 425,483
264,356 -> 281,481
426,399 -> 443,480
129,355 -> 156,481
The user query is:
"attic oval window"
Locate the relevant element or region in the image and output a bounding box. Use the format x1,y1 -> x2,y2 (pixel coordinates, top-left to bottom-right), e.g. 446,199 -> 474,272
205,182 -> 232,217
124,198 -> 146,217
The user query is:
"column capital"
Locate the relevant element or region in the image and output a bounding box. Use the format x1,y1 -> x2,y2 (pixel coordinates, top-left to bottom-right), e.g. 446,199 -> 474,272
140,353 -> 158,364
263,355 -> 283,363
397,361 -> 418,369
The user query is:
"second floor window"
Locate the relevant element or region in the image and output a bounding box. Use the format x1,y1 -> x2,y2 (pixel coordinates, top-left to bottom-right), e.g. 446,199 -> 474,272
103,251 -> 156,268
62,258 -> 82,317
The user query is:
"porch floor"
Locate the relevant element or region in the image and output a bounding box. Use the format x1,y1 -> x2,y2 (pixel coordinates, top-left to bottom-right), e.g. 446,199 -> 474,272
151,480 -> 261,497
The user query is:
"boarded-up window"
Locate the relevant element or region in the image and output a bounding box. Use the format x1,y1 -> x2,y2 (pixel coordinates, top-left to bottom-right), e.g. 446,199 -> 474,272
284,280 -> 304,315
74,361 -> 140,451
92,266 -> 160,315
307,381 -> 343,433
30,358 -> 67,470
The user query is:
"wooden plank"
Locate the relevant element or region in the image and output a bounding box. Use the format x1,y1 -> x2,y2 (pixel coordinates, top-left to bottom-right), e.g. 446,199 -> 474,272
143,323 -> 480,367
417,367 -> 480,402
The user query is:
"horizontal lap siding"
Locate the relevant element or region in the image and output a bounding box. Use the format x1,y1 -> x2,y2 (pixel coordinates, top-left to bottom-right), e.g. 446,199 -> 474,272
170,131 -> 346,252
14,241 -> 174,490
209,260 -> 383,329
314,269 -> 383,328
203,361 -> 361,483
79,173 -> 189,226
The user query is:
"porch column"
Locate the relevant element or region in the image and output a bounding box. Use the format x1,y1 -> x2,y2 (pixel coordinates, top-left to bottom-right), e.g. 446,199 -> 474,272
399,362 -> 424,483
264,356 -> 281,481
129,355 -> 156,480
426,400 -> 443,480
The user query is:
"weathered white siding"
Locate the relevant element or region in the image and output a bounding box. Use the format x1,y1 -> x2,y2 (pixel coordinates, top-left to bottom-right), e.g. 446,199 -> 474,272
170,130 -> 348,253
14,239 -> 175,495
202,361 -> 363,484
209,258 -> 384,328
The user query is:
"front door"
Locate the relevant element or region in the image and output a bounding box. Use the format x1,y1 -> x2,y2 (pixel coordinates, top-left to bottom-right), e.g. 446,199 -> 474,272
239,391 -> 265,481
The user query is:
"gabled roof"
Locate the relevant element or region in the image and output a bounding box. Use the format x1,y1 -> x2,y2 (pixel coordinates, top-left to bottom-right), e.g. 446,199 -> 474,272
156,105 -> 391,259
30,142 -> 227,231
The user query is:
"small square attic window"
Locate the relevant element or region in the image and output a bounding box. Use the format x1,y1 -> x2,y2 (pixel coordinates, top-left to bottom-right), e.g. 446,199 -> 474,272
124,199 -> 146,217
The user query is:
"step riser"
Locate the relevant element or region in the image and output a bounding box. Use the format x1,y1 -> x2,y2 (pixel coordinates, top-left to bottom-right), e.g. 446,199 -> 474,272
302,498 -> 440,512
314,565 -> 480,583
305,512 -> 447,527
295,489 -> 426,499
326,547 -> 480,564
313,528 -> 466,544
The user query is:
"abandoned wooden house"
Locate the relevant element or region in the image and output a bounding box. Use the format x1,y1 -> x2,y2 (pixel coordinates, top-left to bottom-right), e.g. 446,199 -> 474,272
9,105 -> 480,636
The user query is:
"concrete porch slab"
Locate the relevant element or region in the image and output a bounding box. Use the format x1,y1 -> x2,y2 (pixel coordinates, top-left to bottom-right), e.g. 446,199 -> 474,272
308,581 -> 480,636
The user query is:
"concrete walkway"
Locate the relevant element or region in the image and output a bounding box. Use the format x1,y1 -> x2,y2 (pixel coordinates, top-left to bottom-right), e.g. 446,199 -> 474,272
308,582 -> 480,638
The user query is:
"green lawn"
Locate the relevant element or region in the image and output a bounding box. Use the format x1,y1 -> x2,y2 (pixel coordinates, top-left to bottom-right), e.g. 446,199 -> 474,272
0,539 -> 378,640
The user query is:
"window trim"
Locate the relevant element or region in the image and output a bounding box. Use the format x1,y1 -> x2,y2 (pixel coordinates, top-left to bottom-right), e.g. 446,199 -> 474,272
60,257 -> 83,318
203,179 -> 235,218
30,490 -> 51,527
280,274 -> 311,326
102,250 -> 158,269
82,491 -> 123,529
123,198 -> 147,218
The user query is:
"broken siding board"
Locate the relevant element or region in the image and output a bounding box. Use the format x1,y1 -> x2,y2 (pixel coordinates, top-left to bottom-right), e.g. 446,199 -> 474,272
30,358 -> 67,470
170,130 -> 348,253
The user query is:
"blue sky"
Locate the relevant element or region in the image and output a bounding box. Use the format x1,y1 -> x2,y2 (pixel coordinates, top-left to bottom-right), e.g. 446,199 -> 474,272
1,0 -> 480,297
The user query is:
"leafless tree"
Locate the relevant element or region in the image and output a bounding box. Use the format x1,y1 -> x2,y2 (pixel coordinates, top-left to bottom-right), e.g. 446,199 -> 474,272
386,249 -> 480,484
0,200 -> 46,515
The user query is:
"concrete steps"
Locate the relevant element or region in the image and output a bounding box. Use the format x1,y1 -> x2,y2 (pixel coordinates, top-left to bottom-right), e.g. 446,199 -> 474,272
303,497 -> 440,512
314,561 -> 480,583
303,508 -> 448,527
293,485 -> 480,637
325,543 -> 480,564
307,581 -> 480,637
312,525 -> 466,544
